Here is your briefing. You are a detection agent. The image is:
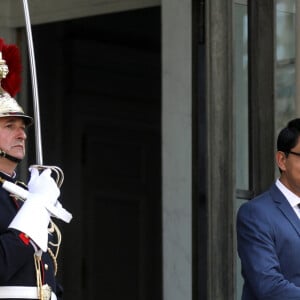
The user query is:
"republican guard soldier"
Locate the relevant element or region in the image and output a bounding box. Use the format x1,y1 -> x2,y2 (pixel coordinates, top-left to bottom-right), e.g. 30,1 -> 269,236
0,38 -> 71,300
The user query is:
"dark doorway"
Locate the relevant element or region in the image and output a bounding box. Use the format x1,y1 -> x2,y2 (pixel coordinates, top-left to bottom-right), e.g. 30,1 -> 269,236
29,7 -> 161,300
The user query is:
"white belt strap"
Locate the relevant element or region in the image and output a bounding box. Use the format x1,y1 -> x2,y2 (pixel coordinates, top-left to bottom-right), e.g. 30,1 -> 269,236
0,286 -> 57,299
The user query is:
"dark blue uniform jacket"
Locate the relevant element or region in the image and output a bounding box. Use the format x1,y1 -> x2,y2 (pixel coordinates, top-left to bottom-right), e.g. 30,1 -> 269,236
0,171 -> 63,299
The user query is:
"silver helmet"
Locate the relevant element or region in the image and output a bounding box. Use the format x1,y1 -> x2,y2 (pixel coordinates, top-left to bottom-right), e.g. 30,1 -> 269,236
0,91 -> 33,125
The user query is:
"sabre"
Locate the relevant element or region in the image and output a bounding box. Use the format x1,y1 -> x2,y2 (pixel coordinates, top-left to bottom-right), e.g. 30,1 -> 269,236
21,0 -> 65,189
22,0 -> 43,165
0,0 -> 72,223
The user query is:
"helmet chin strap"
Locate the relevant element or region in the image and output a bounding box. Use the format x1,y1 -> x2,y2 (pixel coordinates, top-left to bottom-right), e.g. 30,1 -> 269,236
0,149 -> 22,163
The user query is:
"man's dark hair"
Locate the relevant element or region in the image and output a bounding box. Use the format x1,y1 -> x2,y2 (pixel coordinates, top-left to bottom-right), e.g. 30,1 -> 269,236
277,118 -> 300,153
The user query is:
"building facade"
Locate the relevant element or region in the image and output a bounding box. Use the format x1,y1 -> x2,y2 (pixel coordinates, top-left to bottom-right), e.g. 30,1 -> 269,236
0,0 -> 296,299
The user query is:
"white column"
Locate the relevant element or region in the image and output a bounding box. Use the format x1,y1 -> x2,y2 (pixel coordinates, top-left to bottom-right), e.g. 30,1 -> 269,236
162,1 -> 192,300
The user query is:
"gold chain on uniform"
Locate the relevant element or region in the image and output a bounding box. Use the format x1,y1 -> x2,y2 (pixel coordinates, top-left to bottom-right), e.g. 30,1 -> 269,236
34,253 -> 43,299
47,220 -> 61,275
34,220 -> 62,299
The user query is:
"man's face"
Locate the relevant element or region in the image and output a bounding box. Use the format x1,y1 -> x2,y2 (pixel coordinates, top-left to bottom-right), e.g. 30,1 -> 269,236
0,116 -> 27,161
277,137 -> 300,196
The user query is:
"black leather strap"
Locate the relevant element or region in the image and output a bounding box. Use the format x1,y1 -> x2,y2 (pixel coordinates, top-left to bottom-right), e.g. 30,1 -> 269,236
0,149 -> 22,163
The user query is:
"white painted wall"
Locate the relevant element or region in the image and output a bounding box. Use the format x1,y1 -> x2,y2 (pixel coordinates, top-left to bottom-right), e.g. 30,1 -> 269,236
162,1 -> 192,300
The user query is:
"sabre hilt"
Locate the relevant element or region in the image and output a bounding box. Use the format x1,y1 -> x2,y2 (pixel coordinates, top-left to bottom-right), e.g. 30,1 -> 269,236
29,165 -> 64,188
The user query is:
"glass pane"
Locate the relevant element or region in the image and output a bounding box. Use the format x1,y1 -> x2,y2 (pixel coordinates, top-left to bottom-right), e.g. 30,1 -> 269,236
235,3 -> 249,191
275,1 -> 296,140
234,2 -> 248,299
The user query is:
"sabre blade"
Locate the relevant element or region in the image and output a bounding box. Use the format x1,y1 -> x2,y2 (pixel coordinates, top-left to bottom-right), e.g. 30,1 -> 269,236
22,0 -> 43,165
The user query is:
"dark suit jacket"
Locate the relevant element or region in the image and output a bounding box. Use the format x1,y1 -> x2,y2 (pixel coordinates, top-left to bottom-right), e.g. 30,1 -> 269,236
237,183 -> 300,299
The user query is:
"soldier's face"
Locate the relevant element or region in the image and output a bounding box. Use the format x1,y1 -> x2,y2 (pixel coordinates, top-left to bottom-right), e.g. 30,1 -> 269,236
0,116 -> 27,161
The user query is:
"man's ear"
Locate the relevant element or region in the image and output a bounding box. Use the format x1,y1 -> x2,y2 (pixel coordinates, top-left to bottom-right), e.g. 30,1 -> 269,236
276,151 -> 287,172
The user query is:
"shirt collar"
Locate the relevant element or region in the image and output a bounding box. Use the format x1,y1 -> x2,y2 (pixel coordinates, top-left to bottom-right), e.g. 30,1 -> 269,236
0,171 -> 16,182
276,178 -> 300,207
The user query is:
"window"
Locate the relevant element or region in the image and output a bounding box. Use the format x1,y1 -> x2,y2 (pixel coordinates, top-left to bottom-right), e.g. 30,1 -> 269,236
275,0 -> 296,149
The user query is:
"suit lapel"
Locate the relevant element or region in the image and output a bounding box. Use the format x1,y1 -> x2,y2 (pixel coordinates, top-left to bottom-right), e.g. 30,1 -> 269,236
270,184 -> 300,236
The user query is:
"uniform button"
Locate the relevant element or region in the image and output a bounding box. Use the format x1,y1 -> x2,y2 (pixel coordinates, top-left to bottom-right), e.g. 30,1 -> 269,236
44,264 -> 49,270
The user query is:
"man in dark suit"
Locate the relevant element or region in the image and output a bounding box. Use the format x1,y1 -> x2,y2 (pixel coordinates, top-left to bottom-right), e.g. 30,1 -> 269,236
237,118 -> 300,299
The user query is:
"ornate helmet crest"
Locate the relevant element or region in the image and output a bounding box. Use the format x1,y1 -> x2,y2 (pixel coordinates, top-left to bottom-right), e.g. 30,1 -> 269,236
0,38 -> 33,125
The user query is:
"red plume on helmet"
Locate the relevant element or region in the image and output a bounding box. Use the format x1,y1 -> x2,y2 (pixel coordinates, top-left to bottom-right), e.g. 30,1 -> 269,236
0,38 -> 32,126
0,38 -> 22,97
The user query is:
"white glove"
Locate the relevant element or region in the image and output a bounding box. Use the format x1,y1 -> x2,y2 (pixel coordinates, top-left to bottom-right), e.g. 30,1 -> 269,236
9,168 -> 60,252
28,168 -> 60,206
28,168 -> 72,222
2,169 -> 72,223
